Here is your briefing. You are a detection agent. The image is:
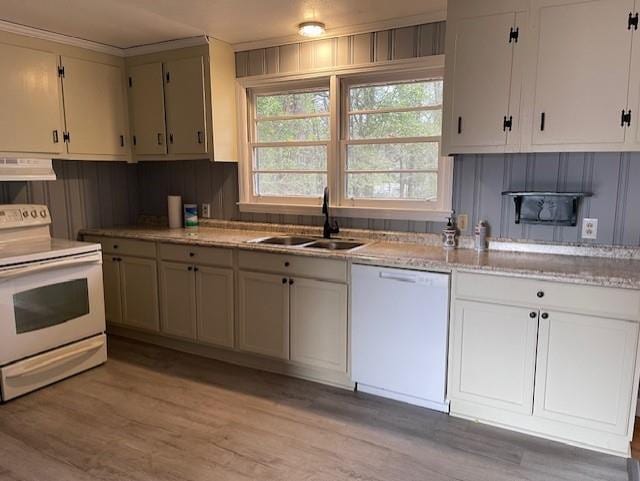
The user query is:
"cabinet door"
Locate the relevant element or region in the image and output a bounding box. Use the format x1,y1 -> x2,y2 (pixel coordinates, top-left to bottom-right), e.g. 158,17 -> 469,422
290,278 -> 348,372
238,271 -> 289,359
449,300 -> 539,414
101,254 -> 122,324
164,57 -> 207,155
61,56 -> 127,156
534,311 -> 639,434
0,43 -> 64,154
531,0 -> 634,146
196,266 -> 234,348
445,12 -> 516,151
128,62 -> 167,155
159,261 -> 197,340
120,256 -> 160,332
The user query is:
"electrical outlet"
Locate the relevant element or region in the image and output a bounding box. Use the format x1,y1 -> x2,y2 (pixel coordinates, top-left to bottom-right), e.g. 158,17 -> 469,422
457,214 -> 469,232
201,203 -> 211,218
582,218 -> 598,240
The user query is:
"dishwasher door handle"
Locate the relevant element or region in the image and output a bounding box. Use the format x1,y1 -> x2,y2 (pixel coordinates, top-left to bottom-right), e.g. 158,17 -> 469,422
379,272 -> 419,283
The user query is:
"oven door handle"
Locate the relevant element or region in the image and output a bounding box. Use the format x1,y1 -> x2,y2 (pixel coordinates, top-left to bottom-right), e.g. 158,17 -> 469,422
4,337 -> 105,379
0,254 -> 101,282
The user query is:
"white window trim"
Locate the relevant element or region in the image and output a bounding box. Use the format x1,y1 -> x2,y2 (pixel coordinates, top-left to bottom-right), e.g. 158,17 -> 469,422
236,55 -> 452,222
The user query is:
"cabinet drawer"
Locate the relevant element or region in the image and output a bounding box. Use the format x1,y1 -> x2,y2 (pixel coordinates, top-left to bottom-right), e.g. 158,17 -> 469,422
455,271 -> 640,321
159,243 -> 233,267
238,250 -> 347,283
84,236 -> 156,258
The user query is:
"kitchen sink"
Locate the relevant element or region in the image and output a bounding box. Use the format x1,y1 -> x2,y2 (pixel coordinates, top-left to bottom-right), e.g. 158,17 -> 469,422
253,236 -> 316,246
303,240 -> 365,251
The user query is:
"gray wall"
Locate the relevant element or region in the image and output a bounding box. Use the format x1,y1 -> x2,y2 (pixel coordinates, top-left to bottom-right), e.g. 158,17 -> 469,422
0,159 -> 138,240
453,152 -> 640,246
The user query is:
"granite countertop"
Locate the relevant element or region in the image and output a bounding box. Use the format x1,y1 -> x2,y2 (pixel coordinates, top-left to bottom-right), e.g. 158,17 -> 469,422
80,224 -> 640,290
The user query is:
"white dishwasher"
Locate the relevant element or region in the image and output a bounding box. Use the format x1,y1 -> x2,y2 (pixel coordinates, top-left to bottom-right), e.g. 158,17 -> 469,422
351,264 -> 450,412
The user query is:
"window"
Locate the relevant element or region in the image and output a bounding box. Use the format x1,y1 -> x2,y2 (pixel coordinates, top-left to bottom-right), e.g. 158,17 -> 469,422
239,64 -> 452,220
248,84 -> 330,203
341,75 -> 445,210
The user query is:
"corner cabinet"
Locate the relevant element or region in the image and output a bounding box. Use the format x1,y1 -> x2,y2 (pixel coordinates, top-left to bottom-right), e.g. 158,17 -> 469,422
449,271 -> 640,457
126,39 -> 238,162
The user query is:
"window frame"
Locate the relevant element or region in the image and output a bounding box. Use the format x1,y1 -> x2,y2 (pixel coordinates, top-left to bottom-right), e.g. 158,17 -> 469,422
338,70 -> 450,214
237,57 -> 452,221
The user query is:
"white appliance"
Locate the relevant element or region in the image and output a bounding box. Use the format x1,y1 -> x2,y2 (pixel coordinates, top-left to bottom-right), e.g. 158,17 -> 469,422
0,158 -> 56,181
0,204 -> 106,402
351,265 -> 450,412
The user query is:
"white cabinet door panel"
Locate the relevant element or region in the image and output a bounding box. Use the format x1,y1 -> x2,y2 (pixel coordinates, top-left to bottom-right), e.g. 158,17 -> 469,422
159,261 -> 197,340
0,43 -> 64,154
61,57 -> 127,156
120,256 -> 160,332
196,266 -> 234,348
128,62 -> 166,156
534,311 -> 639,434
446,12 -> 516,150
290,278 -> 347,372
238,271 -> 289,359
531,0 -> 634,146
449,300 -> 538,414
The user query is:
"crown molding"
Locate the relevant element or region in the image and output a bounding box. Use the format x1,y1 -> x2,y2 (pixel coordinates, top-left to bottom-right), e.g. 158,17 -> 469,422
232,10 -> 447,52
0,19 -> 123,56
122,36 -> 209,57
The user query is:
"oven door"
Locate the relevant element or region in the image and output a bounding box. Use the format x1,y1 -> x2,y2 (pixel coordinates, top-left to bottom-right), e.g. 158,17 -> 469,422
0,251 -> 106,366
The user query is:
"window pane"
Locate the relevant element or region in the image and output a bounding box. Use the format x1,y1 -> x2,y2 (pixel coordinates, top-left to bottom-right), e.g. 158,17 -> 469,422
255,173 -> 327,197
347,172 -> 437,200
255,146 -> 326,171
257,91 -> 329,117
349,111 -> 442,139
347,143 -> 439,171
257,117 -> 329,142
349,81 -> 443,111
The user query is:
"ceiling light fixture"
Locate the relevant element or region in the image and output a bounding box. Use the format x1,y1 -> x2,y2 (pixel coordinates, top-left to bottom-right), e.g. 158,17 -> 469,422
298,21 -> 326,37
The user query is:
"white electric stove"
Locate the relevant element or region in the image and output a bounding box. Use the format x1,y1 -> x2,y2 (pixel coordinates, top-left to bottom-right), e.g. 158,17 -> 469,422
0,204 -> 107,402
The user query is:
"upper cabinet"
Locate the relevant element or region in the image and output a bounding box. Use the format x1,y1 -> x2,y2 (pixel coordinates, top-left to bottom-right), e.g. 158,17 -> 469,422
126,39 -> 238,162
443,0 -> 640,154
0,43 -> 64,155
128,62 -> 167,156
61,57 -> 128,157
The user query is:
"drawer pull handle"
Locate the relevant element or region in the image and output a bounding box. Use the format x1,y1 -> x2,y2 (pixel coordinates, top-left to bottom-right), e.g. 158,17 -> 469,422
541,312 -> 549,320
529,311 -> 537,319
537,291 -> 544,298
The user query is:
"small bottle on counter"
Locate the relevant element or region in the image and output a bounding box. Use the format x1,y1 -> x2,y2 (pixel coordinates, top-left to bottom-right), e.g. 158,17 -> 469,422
474,220 -> 488,251
442,216 -> 458,250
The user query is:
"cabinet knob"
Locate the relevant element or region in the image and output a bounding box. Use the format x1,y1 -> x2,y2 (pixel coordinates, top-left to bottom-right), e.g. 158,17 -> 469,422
189,252 -> 195,257
113,244 -> 119,249
194,267 -> 199,272
541,312 -> 549,320
289,279 -> 294,285
284,261 -> 290,267
188,266 -> 193,271
529,311 -> 537,319
282,278 -> 287,284
112,257 -> 117,262
537,291 -> 545,298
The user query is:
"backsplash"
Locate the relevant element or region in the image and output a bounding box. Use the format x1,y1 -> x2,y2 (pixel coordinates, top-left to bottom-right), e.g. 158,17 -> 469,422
3,152 -> 640,246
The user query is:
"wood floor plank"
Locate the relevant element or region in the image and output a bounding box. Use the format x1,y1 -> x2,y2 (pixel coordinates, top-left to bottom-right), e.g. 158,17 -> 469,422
0,336 -> 629,481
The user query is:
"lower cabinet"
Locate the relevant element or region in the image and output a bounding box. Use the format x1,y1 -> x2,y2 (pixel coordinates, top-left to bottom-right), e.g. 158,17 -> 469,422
449,272 -> 640,456
290,278 -> 348,372
159,260 -> 234,347
102,254 -> 160,331
238,271 -> 290,359
449,300 -> 538,414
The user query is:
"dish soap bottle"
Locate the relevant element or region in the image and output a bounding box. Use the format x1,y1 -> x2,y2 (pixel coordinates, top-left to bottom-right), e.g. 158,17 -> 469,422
442,215 -> 457,250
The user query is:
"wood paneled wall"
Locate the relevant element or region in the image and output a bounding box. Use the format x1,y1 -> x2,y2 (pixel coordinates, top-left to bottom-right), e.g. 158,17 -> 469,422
0,160 -> 138,240
235,22 -> 446,77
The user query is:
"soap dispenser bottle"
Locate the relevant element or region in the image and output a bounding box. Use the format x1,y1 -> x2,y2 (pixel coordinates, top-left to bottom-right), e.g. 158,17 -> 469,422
442,215 -> 457,250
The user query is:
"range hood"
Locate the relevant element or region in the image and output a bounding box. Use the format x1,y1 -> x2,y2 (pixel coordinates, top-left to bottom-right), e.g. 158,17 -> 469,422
0,158 -> 56,181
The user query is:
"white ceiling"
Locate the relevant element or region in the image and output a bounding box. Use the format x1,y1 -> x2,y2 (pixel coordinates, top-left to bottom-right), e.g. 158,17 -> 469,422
0,0 -> 446,49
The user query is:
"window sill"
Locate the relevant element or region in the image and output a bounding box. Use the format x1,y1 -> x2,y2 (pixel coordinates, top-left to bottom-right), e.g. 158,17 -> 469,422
238,202 -> 451,222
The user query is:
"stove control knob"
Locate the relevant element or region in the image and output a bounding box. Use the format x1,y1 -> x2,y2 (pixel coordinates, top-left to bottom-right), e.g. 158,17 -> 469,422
31,210 -> 37,218
40,210 -> 47,218
22,210 -> 29,218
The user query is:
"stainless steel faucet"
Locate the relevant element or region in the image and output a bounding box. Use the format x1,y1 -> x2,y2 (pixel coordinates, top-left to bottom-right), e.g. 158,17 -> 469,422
322,187 -> 339,239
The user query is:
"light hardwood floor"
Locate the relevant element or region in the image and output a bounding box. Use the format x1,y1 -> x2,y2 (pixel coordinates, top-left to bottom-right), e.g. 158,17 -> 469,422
0,336 -> 630,481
